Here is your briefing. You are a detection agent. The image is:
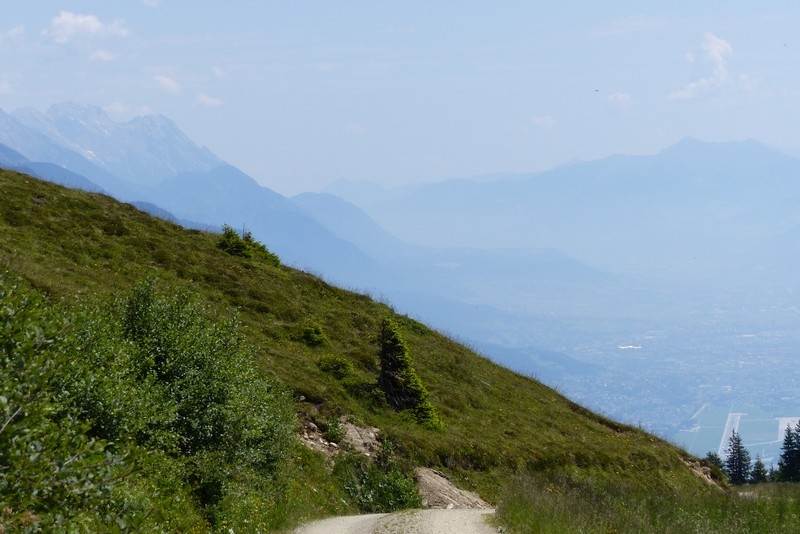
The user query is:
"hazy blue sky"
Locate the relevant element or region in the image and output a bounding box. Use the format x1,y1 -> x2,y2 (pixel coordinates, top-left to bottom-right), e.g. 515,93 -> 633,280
2,2 -> 798,194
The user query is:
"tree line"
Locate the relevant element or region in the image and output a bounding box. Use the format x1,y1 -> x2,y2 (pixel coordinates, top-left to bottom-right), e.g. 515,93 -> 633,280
707,422 -> 800,485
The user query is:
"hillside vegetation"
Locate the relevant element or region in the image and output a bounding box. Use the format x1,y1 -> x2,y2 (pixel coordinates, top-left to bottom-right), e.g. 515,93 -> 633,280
4,169 -> 794,532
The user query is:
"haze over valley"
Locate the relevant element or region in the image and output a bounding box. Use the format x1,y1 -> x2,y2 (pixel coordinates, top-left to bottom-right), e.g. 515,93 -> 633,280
2,101 -> 798,464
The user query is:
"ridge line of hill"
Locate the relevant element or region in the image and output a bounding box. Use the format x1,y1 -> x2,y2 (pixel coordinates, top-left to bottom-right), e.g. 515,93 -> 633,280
0,168 -> 730,531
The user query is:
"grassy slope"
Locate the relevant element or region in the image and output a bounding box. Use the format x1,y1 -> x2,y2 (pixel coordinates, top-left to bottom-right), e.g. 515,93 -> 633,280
0,169 -> 710,506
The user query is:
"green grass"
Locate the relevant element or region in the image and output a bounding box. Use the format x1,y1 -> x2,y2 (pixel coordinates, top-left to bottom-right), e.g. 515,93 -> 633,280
0,169 -> 766,529
497,473 -> 800,533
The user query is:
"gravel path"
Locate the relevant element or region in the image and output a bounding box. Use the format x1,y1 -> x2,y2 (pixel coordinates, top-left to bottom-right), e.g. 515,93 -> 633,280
293,508 -> 497,534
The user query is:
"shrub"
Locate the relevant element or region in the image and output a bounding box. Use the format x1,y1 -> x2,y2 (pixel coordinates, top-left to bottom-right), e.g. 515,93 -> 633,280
412,400 -> 444,431
217,224 -> 249,257
243,230 -> 281,266
0,274 -> 134,531
297,322 -> 328,347
317,354 -> 355,380
56,278 -> 296,528
217,224 -> 280,266
332,440 -> 421,513
322,418 -> 346,444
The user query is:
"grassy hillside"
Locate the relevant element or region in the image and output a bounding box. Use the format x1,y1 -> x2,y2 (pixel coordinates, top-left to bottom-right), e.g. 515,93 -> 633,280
0,170 -> 743,530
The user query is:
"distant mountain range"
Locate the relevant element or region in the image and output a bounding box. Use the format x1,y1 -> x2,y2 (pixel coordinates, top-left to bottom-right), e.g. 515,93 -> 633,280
327,137 -> 800,286
0,103 -> 609,333
4,102 -> 220,189
0,103 -> 385,287
4,103 -> 800,445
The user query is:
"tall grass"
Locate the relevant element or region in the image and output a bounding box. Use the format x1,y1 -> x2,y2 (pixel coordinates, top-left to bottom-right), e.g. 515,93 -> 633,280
497,472 -> 800,533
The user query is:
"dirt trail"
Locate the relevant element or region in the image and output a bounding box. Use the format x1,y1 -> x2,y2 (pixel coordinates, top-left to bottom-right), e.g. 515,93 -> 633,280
295,418 -> 497,532
292,508 -> 497,534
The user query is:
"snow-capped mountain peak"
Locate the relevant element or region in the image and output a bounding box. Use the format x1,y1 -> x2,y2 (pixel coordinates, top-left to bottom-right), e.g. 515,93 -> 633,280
6,102 -> 222,186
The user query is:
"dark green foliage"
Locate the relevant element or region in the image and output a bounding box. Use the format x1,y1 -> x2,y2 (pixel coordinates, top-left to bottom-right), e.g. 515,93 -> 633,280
702,451 -> 727,483
751,456 -> 769,484
724,430 -> 751,485
217,224 -> 280,266
332,440 -> 421,512
377,318 -> 442,429
296,321 -> 328,347
704,451 -> 724,471
378,317 -> 426,409
34,277 -> 297,530
218,224 -> 249,257
779,422 -> 800,482
121,280 -> 243,457
81,281 -> 292,515
410,399 -> 442,431
243,229 -> 281,266
0,275 -> 134,531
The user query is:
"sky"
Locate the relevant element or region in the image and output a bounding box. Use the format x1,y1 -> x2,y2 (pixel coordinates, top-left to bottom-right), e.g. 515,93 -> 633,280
1,1 -> 799,195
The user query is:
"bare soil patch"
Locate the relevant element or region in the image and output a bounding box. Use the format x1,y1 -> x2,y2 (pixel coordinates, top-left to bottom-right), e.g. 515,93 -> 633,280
299,417 -> 493,510
415,468 -> 492,509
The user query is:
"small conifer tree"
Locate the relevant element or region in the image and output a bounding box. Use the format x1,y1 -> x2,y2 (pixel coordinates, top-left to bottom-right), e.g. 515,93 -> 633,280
218,224 -> 250,258
217,224 -> 280,266
704,451 -> 724,471
724,430 -> 751,485
377,318 -> 442,429
778,422 -> 800,482
750,456 -> 769,484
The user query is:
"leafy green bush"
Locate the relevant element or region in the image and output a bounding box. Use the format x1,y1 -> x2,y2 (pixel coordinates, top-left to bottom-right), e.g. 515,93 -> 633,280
243,231 -> 281,266
332,440 -> 421,512
55,278 -> 296,529
296,322 -> 328,347
0,274 -> 136,532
